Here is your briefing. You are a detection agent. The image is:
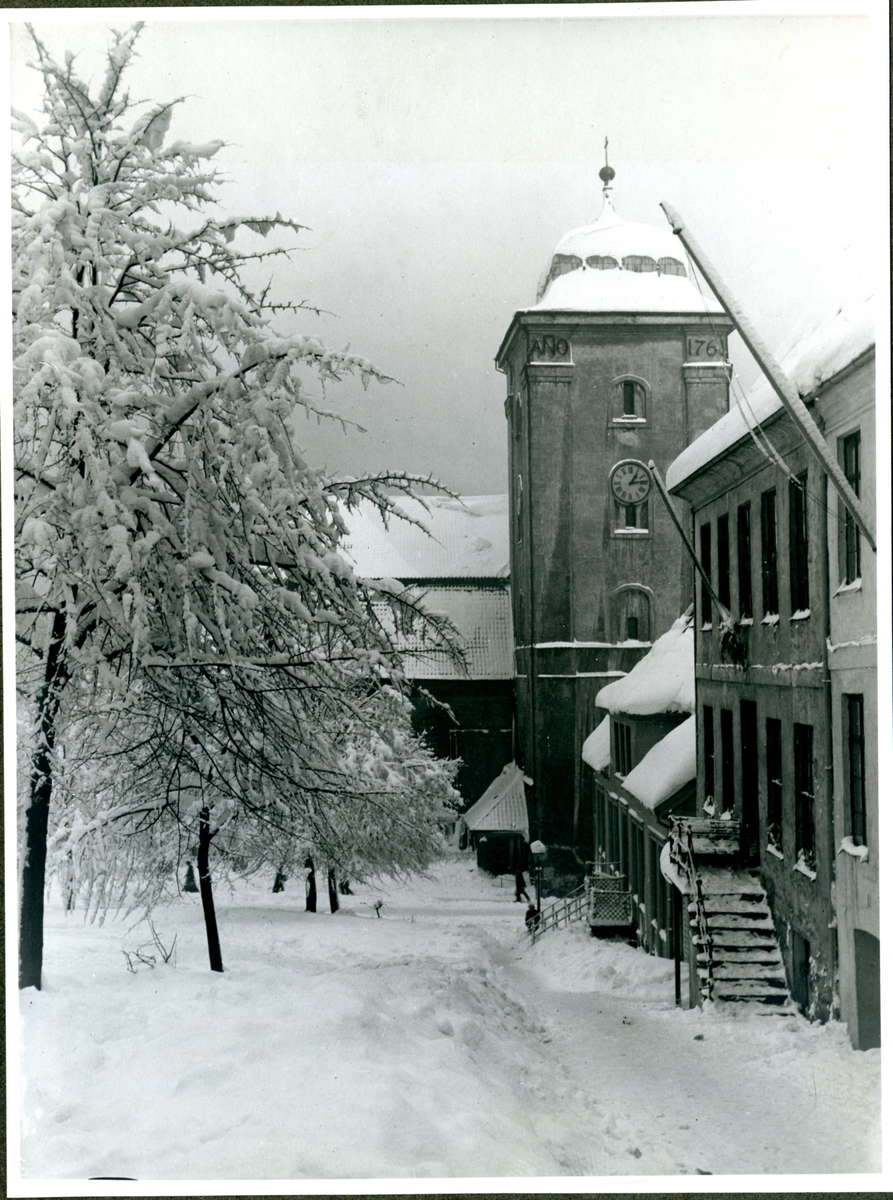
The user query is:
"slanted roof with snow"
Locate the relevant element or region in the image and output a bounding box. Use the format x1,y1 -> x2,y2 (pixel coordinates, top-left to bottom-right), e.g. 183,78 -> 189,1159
343,495 -> 509,580
375,585 -> 513,680
666,294 -> 875,490
581,716 -> 611,771
462,764 -> 529,837
529,196 -> 724,316
622,714 -> 696,810
595,614 -> 694,715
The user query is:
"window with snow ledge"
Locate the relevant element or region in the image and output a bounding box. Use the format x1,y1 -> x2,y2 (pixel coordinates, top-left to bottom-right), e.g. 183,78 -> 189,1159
790,609 -> 811,621
839,836 -> 869,863
834,577 -> 862,596
611,375 -> 650,426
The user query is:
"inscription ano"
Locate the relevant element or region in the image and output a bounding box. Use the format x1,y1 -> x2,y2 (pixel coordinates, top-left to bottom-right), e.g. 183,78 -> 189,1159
528,334 -> 571,363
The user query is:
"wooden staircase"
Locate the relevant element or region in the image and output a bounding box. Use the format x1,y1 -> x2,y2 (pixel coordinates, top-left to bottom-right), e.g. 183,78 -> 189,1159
669,819 -> 793,1012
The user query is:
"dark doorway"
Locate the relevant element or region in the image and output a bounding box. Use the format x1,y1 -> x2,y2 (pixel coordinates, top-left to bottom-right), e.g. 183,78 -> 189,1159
854,929 -> 881,1050
791,931 -> 811,1015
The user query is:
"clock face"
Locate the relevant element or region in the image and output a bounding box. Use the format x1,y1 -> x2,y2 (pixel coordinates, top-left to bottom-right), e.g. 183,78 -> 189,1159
610,461 -> 651,504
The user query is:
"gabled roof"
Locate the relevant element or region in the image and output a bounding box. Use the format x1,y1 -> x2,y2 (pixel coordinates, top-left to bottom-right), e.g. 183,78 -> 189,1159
623,714 -> 696,811
343,495 -> 510,580
666,294 -> 875,490
461,764 -> 529,837
595,613 -> 694,715
375,585 -> 514,680
581,716 -> 611,771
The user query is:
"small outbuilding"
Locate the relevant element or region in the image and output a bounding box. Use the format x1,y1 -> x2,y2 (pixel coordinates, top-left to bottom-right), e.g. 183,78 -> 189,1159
459,764 -> 530,875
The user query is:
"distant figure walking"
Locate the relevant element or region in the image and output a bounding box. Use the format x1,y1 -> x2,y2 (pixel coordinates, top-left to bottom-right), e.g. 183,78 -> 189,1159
304,856 -> 317,913
525,904 -> 541,938
514,869 -> 530,903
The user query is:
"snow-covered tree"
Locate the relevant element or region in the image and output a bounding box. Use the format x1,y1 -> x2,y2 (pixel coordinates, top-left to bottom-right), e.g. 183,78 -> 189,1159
14,26 -> 460,987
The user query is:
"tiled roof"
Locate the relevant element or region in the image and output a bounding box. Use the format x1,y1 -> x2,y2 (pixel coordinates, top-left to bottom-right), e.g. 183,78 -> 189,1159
461,764 -> 529,837
342,495 -> 510,580
375,584 -> 514,680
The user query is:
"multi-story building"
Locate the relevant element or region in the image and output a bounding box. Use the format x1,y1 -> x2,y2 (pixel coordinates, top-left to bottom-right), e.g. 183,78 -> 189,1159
582,613 -> 697,970
495,167 -> 732,866
666,298 -> 876,1027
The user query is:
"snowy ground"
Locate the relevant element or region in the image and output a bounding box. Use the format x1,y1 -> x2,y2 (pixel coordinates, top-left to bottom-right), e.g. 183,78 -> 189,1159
16,853 -> 882,1184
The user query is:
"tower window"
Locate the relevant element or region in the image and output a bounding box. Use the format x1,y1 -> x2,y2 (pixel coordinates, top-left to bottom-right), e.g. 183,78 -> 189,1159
612,377 -> 647,424
840,431 -> 862,584
615,500 -> 648,532
547,253 -> 582,285
586,255 -> 619,270
658,257 -> 686,277
622,255 -> 658,273
612,586 -> 651,642
789,472 -> 810,614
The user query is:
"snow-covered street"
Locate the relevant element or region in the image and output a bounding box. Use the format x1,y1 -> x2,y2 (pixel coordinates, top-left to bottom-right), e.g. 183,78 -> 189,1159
18,854 -> 880,1182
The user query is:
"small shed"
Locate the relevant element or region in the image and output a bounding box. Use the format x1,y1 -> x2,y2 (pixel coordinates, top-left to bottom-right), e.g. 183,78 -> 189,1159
460,764 -> 530,875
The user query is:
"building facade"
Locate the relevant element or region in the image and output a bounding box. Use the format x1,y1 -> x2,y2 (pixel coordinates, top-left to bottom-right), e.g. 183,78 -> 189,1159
495,171 -> 732,861
666,300 -> 876,1029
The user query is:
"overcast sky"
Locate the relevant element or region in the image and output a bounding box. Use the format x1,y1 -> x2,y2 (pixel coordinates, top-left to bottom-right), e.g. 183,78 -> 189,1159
9,6 -> 882,496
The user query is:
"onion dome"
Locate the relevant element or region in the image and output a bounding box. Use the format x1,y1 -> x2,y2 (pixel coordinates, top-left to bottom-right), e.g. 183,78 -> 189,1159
533,181 -> 723,315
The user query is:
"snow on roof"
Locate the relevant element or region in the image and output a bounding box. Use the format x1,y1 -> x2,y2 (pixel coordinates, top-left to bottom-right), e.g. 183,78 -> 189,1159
342,495 -> 509,580
622,714 -> 696,811
595,614 -> 694,715
666,293 -> 875,490
529,197 -> 724,316
581,716 -> 611,772
379,585 -> 513,680
462,764 -> 529,837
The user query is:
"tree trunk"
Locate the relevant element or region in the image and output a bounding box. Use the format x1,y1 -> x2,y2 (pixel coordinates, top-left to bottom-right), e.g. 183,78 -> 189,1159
272,869 -> 287,893
197,806 -> 223,973
19,609 -> 67,990
327,869 -> 339,913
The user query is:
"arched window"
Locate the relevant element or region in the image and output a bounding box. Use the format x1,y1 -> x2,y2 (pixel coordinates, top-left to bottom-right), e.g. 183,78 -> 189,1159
585,255 -> 619,270
515,474 -> 523,542
611,586 -> 652,642
622,255 -> 658,273
547,253 -> 582,285
658,256 -> 686,277
611,375 -> 650,426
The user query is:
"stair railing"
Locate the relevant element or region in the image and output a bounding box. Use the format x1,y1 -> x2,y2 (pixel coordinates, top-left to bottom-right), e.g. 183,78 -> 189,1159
528,882 -> 588,945
685,824 -> 715,1003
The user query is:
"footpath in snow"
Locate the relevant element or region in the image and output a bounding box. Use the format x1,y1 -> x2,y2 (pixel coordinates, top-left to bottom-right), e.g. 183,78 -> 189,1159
17,854 -> 881,1182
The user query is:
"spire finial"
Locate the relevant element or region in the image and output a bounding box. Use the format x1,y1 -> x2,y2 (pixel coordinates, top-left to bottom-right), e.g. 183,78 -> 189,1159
599,137 -> 616,192
598,136 -> 616,215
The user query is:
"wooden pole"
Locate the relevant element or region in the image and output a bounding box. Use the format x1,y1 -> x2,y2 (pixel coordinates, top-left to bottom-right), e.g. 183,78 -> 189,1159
660,202 -> 876,553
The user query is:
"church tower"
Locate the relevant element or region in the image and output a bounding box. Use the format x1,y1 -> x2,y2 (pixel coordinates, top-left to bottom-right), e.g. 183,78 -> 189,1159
495,164 -> 733,854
